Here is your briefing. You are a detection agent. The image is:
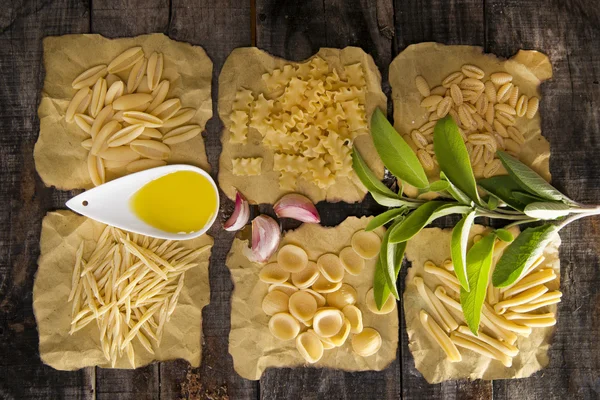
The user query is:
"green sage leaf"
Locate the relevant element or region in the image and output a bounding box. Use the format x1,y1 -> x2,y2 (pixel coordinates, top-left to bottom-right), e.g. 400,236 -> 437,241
451,210 -> 477,291
373,257 -> 390,310
370,108 -> 429,189
492,224 -> 559,287
524,202 -> 571,220
352,147 -> 399,198
379,226 -> 400,300
428,180 -> 450,193
487,195 -> 498,210
460,233 -> 497,334
434,116 -> 481,205
389,201 -> 448,243
441,171 -> 473,205
366,209 -> 406,231
370,191 -> 414,207
495,229 -> 514,242
512,191 -> 546,204
477,175 -> 529,211
497,151 -> 566,202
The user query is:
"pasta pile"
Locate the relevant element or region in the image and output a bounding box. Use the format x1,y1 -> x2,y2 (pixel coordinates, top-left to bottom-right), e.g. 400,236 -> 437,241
68,225 -> 210,367
259,229 -> 389,364
410,66 -> 540,178
415,234 -> 561,367
66,47 -> 202,186
228,56 -> 369,190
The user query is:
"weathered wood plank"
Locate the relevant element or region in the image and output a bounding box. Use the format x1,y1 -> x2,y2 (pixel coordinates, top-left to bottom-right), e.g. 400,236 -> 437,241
88,1 -> 167,397
485,0 -> 600,398
0,0 -> 93,399
91,0 -> 170,36
255,1 -> 398,399
164,1 -> 258,398
393,1 -> 490,399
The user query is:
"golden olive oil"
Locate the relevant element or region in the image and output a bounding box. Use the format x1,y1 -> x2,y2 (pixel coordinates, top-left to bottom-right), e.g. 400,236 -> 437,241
131,170 -> 217,234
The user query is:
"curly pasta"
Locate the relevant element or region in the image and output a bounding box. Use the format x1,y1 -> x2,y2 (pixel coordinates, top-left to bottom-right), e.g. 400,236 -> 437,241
232,157 -> 263,176
228,55 -> 369,190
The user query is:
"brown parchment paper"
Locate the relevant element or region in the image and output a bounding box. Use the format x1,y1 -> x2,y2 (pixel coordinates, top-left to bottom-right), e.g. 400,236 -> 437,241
389,43 -> 553,194
34,33 -> 212,190
403,225 -> 561,383
218,47 -> 386,205
33,210 -> 213,370
227,216 -> 398,380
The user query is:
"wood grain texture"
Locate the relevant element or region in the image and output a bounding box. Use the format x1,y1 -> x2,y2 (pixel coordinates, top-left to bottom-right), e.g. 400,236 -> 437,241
166,0 -> 258,398
255,1 -> 398,399
0,0 -> 94,399
91,0 -> 170,36
486,0 -> 600,398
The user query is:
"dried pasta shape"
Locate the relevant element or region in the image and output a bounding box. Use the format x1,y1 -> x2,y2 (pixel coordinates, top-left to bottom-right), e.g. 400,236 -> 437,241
291,261 -> 320,289
339,247 -> 365,276
366,288 -> 396,315
104,159 -> 130,170
420,311 -> 462,363
129,139 -> 171,160
150,98 -> 181,121
288,291 -> 318,321
140,128 -> 162,139
146,52 -> 164,91
268,313 -> 301,341
296,331 -> 324,364
342,304 -> 363,334
89,105 -> 114,139
262,290 -> 289,316
74,114 -> 94,134
329,318 -> 351,347
304,289 -> 326,307
277,244 -> 309,273
89,78 -> 107,118
66,88 -> 92,123
311,275 -> 342,293
258,263 -> 290,284
126,159 -> 166,173
309,329 -> 335,349
326,284 -> 357,309
91,120 -> 122,156
107,47 -> 144,73
81,138 -> 93,150
112,93 -> 153,111
87,153 -> 105,187
415,75 -> 430,97
351,327 -> 382,357
72,65 -> 107,89
268,282 -> 299,297
162,125 -> 201,145
147,80 -> 170,113
312,308 -> 344,338
105,80 -> 125,106
127,56 -> 148,93
107,124 -> 146,147
122,111 -> 163,128
162,108 -> 195,129
351,230 -> 381,259
317,253 -> 345,283
98,146 -> 141,162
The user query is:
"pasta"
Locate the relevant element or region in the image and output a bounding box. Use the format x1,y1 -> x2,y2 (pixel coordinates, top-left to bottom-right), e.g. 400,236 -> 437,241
68,226 -> 209,367
65,49 -> 202,186
232,157 -> 263,176
229,56 -> 369,189
420,310 -> 462,362
413,65 -> 540,177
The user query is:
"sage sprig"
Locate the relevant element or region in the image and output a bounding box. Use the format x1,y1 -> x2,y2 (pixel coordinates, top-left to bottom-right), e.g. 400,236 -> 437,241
354,111 -> 600,334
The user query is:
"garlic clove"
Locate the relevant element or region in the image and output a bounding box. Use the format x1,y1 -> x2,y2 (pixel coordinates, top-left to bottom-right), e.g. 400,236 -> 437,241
224,190 -> 250,231
251,215 -> 281,264
274,193 -> 321,223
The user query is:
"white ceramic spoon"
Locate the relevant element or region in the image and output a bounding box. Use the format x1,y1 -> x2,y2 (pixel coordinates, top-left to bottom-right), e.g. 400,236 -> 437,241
66,164 -> 219,240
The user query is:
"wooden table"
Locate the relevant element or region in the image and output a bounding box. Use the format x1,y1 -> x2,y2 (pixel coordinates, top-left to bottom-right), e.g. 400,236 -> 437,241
1,0 -> 599,398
